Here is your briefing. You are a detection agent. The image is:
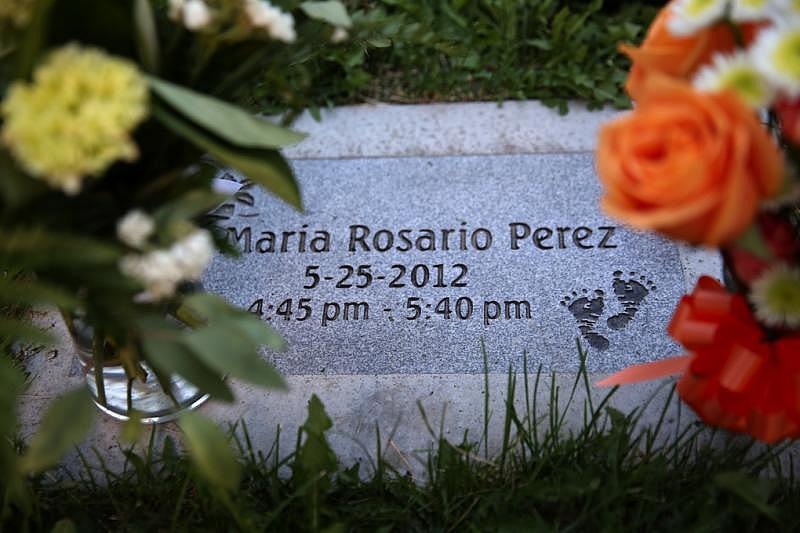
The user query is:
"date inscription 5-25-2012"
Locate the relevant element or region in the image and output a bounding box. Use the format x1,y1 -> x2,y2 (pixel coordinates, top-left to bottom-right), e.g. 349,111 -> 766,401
302,263 -> 468,289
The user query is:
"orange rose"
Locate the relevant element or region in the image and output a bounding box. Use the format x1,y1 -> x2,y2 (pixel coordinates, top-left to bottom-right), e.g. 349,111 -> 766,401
596,76 -> 784,246
622,2 -> 762,100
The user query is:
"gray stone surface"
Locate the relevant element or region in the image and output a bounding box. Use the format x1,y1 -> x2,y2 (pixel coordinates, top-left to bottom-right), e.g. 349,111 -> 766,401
16,101 -> 726,476
205,153 -> 687,375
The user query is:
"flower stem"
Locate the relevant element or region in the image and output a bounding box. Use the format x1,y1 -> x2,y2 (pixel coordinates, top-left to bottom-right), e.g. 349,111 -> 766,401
127,377 -> 134,413
92,331 -> 107,407
724,18 -> 745,48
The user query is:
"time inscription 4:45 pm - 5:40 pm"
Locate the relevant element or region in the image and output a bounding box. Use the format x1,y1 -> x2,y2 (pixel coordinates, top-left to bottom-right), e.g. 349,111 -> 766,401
246,296 -> 533,327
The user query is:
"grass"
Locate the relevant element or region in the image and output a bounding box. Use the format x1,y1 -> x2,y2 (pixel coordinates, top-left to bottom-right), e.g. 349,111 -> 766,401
6,343 -> 800,532
254,0 -> 662,117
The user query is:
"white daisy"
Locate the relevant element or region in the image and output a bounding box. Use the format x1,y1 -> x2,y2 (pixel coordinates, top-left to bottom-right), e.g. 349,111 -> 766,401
119,229 -> 214,301
270,12 -> 296,43
117,210 -> 155,249
750,264 -> 800,329
751,24 -> 800,96
770,0 -> 800,18
693,51 -> 775,107
120,251 -> 183,300
243,0 -> 296,43
182,0 -> 213,30
668,0 -> 728,37
331,27 -> 349,43
732,0 -> 773,21
244,0 -> 278,28
171,230 -> 214,280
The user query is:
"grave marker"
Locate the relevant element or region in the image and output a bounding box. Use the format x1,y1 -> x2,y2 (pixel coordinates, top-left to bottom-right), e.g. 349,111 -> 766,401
204,152 -> 686,374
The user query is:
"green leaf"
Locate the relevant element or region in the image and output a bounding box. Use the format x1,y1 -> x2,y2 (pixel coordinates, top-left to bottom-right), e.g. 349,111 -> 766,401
440,2 -> 467,29
714,471 -> 778,521
180,292 -> 231,317
293,395 -> 336,490
366,37 -> 392,48
50,518 -> 77,533
300,1 -> 352,28
152,189 -> 228,226
0,150 -> 47,207
138,317 -> 234,402
14,0 -> 54,79
178,411 -> 241,491
149,342 -> 234,402
140,304 -> 284,395
183,325 -> 286,390
303,394 -> 333,434
134,0 -> 160,73
181,293 -> 287,351
121,415 -> 144,443
152,103 -> 302,210
148,77 -> 306,149
736,224 -> 772,261
0,228 -> 121,268
0,317 -> 55,347
229,314 -> 287,352
0,278 -> 79,309
20,387 -> 95,474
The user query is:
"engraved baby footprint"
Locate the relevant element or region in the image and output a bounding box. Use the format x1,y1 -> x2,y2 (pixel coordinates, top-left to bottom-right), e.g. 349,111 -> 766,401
606,271 -> 656,331
560,289 -> 610,351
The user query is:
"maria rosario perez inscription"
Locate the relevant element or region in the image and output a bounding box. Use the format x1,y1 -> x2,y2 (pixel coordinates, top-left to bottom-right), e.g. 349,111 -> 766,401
225,223 -> 619,254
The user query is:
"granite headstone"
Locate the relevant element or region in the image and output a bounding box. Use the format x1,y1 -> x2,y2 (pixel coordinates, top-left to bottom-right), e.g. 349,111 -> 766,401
204,152 -> 685,375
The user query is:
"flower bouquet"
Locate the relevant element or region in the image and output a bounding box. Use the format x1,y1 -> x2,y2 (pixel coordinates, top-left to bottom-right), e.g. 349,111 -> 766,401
596,0 -> 800,443
0,0 -> 351,434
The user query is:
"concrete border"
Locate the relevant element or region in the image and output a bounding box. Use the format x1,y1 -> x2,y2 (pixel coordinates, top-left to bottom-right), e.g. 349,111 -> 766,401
283,101 -> 621,159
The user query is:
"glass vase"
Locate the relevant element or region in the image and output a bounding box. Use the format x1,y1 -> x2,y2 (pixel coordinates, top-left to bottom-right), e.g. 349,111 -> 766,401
67,314 -> 209,424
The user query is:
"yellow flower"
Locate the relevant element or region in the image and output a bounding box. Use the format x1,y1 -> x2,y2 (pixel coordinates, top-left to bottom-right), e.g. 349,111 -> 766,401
0,0 -> 36,26
1,45 -> 148,194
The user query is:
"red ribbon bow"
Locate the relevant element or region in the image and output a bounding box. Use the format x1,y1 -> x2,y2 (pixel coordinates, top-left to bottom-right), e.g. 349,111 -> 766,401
598,276 -> 800,443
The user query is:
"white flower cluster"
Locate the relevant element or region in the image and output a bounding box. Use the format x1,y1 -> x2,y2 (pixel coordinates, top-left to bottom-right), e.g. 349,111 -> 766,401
119,229 -> 214,301
661,1 -> 800,106
169,0 -> 213,31
167,0 -> 297,42
243,0 -> 297,43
